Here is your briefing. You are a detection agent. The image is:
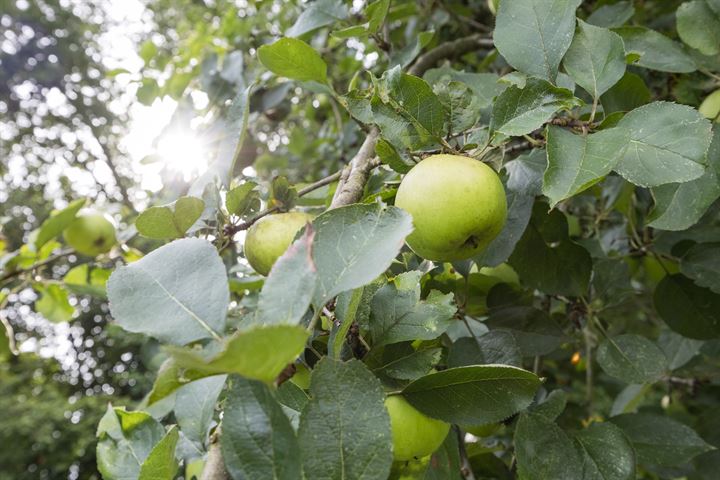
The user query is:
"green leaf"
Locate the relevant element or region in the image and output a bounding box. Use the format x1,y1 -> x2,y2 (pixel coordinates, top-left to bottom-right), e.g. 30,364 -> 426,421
475,149 -> 545,267
514,413 -> 584,480
96,406 -> 166,480
654,274 -> 720,339
35,284 -> 74,323
63,264 -> 110,298
255,226 -> 316,326
298,358 -> 393,480
562,20 -> 626,99
680,242 -> 720,294
269,176 -> 299,211
610,413 -> 713,467
489,78 -> 581,143
174,375 -> 226,446
573,422 -> 636,480
448,332 -> 522,368
107,238 -> 228,345
375,138 -> 413,174
509,204 -> 592,296
366,0 -> 390,33
485,306 -> 565,356
587,1 -> 634,28
138,426 -> 179,480
601,72 -> 652,114
168,324 -> 309,383
257,38 -> 327,83
147,358 -> 210,405
529,390 -> 567,421
596,334 -> 668,384
369,271 -> 456,347
648,125 -> 720,230
494,0 -> 582,81
401,365 -> 540,425
614,27 -> 696,73
658,331 -> 704,370
311,204 -> 413,304
225,182 -> 260,217
423,69 -> 504,109
221,376 -> 301,480
677,1 -> 720,56
614,102 -> 713,187
543,126 -> 628,207
376,347 -> 442,380
372,67 -> 446,149
135,196 -> 205,239
286,0 -> 348,38
33,198 -> 85,250
139,39 -> 157,63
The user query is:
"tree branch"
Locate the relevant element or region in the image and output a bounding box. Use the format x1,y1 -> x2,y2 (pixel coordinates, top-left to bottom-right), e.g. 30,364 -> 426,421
408,34 -> 494,76
202,427 -> 230,480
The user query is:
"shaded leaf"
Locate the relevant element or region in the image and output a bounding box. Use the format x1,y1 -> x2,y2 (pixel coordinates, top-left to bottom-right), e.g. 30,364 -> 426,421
514,412 -> 583,480
654,274 -> 720,339
614,27 -> 696,73
596,334 -> 668,384
574,422 -> 635,480
286,0 -> 348,37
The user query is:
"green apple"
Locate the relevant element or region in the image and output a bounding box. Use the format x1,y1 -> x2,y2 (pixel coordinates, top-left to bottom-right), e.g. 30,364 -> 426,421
63,211 -> 116,256
699,89 -> 720,121
244,211 -> 314,276
385,395 -> 450,461
395,154 -> 507,262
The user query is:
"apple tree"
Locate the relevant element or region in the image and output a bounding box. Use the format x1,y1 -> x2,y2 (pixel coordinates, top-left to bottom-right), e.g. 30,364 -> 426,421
3,0 -> 720,479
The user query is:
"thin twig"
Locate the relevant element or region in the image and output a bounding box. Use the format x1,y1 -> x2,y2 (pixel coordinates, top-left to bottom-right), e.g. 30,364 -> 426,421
0,248 -> 74,284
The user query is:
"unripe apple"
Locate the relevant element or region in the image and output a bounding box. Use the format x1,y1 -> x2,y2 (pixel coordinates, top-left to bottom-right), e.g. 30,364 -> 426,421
63,211 -> 116,256
385,395 -> 450,461
244,211 -> 314,276
699,89 -> 720,121
395,154 -> 507,262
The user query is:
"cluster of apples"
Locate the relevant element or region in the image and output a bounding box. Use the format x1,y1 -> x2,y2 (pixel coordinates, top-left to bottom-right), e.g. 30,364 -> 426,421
248,154 -> 507,463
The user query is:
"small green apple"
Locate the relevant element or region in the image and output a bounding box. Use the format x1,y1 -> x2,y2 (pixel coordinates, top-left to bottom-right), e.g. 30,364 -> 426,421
63,211 -> 116,256
395,154 -> 507,262
699,89 -> 720,121
244,211 -> 314,276
385,395 -> 450,461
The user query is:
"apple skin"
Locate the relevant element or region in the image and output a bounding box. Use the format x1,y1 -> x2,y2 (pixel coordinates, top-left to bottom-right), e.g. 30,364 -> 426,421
244,211 -> 314,276
63,212 -> 116,256
385,395 -> 450,461
699,89 -> 720,121
395,154 -> 507,262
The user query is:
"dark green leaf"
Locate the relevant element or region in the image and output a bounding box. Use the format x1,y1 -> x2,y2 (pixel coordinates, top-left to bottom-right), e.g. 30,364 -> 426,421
610,413 -> 713,467
680,242 -> 720,294
485,306 -> 565,356
494,0 -> 582,80
614,27 -> 696,73
587,2 -> 634,28
489,78 -> 581,143
221,376 -> 301,480
447,332 -> 522,368
298,358 -> 392,480
601,72 -> 651,114
596,334 -> 668,383
174,375 -> 226,446
138,426 -> 179,480
514,413 -> 583,480
402,365 -> 541,424
563,20 -> 626,98
658,331 -> 704,371
286,0 -> 348,38
654,274 -> 720,339
574,422 -> 635,480
369,271 -> 456,347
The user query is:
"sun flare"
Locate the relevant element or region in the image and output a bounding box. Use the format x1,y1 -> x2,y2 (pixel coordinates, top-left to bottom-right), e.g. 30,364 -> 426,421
155,132 -> 208,181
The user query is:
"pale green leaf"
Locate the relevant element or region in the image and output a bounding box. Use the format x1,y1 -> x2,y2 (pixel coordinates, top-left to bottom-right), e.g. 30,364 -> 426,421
677,0 -> 720,56
258,38 -> 327,83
